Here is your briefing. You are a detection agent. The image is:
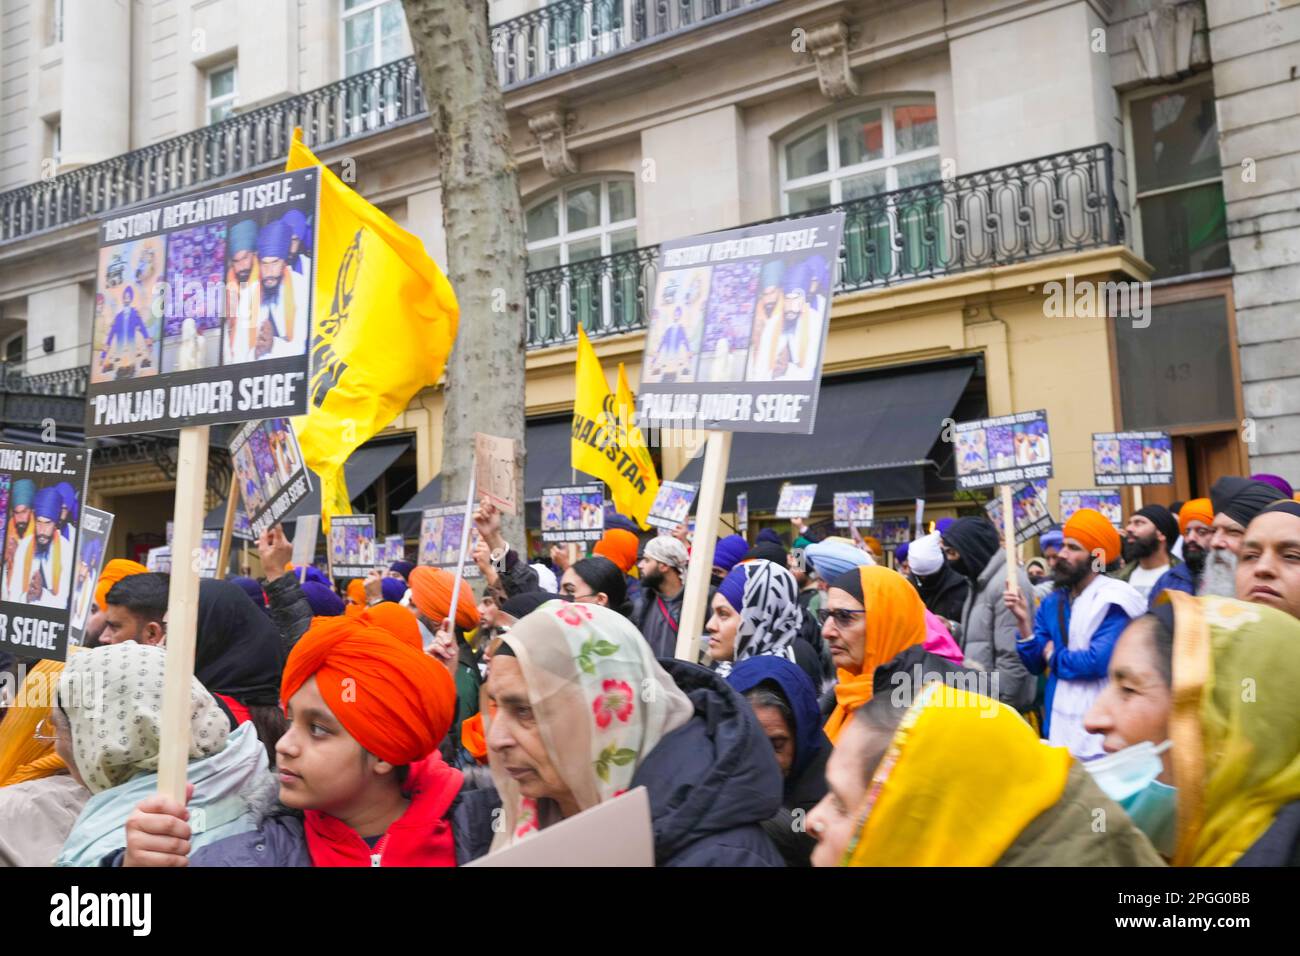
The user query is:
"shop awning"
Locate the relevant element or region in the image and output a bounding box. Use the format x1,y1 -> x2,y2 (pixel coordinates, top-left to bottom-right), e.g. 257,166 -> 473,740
674,362 -> 975,510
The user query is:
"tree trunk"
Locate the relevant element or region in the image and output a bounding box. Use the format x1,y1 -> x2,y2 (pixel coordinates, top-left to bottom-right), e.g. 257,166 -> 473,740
402,0 -> 527,546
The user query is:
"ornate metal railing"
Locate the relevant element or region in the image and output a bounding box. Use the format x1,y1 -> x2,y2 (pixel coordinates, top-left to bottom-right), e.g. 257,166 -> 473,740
492,0 -> 776,88
0,363 -> 87,430
527,244 -> 660,348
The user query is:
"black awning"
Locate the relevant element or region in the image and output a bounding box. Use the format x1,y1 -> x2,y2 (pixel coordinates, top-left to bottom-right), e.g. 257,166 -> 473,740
674,361 -> 975,510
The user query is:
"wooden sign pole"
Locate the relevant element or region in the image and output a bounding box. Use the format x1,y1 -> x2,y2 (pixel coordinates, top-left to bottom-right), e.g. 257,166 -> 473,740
157,425 -> 210,803
214,487 -> 237,581
675,430 -> 732,662
1132,485 -> 1144,511
448,464 -> 478,630
1000,484 -> 1018,597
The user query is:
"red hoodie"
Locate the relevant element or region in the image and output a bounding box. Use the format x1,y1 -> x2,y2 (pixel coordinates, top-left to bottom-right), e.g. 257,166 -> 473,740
302,752 -> 464,867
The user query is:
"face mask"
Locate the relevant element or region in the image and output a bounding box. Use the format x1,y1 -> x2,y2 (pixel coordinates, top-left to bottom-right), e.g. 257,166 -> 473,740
1085,740 -> 1176,856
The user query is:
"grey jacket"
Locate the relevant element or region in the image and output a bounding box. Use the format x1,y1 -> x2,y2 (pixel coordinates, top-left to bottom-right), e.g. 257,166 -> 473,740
957,549 -> 1036,711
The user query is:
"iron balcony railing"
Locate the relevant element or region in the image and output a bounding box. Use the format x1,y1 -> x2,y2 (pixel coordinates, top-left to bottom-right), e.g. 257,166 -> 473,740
528,144 -> 1124,346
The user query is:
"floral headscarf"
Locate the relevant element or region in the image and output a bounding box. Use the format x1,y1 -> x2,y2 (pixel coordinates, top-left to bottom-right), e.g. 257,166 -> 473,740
58,642 -> 229,794
715,558 -> 804,676
486,601 -> 694,851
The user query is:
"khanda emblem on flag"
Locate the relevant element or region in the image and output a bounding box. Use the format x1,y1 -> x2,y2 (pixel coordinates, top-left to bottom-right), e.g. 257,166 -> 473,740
310,228 -> 363,409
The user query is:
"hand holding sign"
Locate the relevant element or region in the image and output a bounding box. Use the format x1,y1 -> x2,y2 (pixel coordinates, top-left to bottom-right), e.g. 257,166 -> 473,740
474,433 -> 517,515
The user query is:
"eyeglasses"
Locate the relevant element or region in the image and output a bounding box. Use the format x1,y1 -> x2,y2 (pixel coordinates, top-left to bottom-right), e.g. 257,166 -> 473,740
817,607 -> 866,628
33,717 -> 57,742
561,590 -> 598,603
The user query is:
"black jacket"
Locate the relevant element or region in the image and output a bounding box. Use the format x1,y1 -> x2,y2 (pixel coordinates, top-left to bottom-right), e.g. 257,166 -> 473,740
263,572 -> 314,662
914,564 -> 970,625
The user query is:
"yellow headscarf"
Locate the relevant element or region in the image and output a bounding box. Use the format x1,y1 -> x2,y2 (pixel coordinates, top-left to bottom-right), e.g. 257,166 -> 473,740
0,653 -> 83,787
1167,593 -> 1300,866
843,683 -> 1072,866
823,566 -> 927,743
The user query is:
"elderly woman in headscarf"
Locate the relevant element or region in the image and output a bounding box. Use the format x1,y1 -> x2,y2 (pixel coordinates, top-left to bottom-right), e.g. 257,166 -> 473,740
485,601 -> 783,865
809,683 -> 1163,866
52,642 -> 271,866
727,656 -> 831,866
704,558 -> 820,687
1084,593 -> 1300,865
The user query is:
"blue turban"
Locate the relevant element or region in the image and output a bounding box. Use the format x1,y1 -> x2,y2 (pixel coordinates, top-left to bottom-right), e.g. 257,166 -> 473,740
388,560 -> 415,582
229,219 -> 259,254
936,517 -> 956,535
716,565 -> 746,614
1039,528 -> 1064,551
757,528 -> 784,547
713,534 -> 749,575
804,539 -> 871,581
895,541 -> 910,564
281,209 -> 309,247
32,486 -> 62,521
54,481 -> 78,522
800,254 -> 830,293
301,581 -> 344,617
301,565 -> 329,586
760,260 -> 785,290
230,575 -> 267,611
603,510 -> 640,534
11,478 -> 35,507
256,220 -> 292,260
80,538 -> 104,568
380,577 -> 407,603
782,259 -> 809,294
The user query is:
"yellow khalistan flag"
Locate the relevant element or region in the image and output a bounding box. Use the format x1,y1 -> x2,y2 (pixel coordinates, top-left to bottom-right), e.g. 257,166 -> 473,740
571,327 -> 660,529
285,128 -> 458,529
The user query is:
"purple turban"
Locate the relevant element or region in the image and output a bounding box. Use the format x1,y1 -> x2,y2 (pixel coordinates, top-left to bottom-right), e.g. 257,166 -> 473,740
388,560 -> 415,582
1251,473 -> 1295,499
256,220 -> 292,260
301,581 -> 344,617
713,535 -> 749,575
32,487 -> 62,521
380,577 -> 407,603
230,575 -> 267,611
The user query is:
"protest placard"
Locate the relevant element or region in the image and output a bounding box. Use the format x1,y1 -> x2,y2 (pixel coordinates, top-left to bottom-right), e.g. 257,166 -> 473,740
381,534 -> 405,566
0,443 -> 92,661
229,416 -> 313,536
1092,431 -> 1174,486
68,507 -> 113,647
231,506 -> 254,541
329,514 -> 376,579
197,529 -> 222,578
834,491 -> 874,529
474,432 -> 517,515
85,169 -> 319,438
736,492 -> 748,538
876,517 -> 912,547
953,409 -> 1053,489
146,546 -> 172,573
418,505 -> 483,579
467,787 -> 653,868
984,480 -> 1054,545
1060,489 -> 1124,527
541,485 -> 606,544
775,483 -> 817,519
635,212 -> 845,435
646,480 -> 698,532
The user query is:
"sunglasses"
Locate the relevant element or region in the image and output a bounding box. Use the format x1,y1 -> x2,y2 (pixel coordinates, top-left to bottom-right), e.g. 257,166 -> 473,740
817,607 -> 866,628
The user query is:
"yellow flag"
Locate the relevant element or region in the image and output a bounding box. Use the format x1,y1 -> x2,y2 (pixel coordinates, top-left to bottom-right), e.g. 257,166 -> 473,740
285,128 -> 458,529
616,361 -> 660,495
571,327 -> 659,528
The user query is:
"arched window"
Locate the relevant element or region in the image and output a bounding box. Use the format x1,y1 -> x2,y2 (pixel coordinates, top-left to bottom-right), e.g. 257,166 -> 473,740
525,178 -> 639,344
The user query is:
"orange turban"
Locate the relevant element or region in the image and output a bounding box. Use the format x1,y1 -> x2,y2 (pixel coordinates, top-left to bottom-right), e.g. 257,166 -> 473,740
281,616 -> 455,766
592,529 -> 639,574
95,559 -> 149,611
1179,498 -> 1214,534
408,565 -> 480,631
360,602 -> 423,651
1063,508 -> 1121,565
345,578 -> 366,606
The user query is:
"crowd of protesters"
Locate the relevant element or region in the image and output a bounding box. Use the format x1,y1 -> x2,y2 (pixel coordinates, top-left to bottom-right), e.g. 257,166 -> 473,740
0,471 -> 1297,868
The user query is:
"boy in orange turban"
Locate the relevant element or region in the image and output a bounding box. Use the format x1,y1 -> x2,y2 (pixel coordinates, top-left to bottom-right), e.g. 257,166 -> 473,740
119,616 -> 497,867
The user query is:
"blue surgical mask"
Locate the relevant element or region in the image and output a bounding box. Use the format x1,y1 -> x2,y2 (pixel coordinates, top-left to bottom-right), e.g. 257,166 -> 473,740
1084,740 -> 1176,856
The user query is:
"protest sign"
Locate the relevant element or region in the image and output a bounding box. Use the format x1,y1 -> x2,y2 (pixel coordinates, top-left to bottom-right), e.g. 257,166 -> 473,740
736,492 -> 748,538
876,517 -> 912,547
85,169 -> 319,438
541,485 -> 606,544
329,514 -> 376,579
474,432 -> 517,515
646,480 -> 698,532
984,480 -> 1054,545
418,505 -> 483,579
1092,431 -> 1174,486
381,534 -> 405,566
834,491 -> 874,529
775,483 -> 817,520
231,506 -> 254,541
146,546 -> 172,573
290,514 -> 320,576
229,417 -> 313,536
1060,489 -> 1124,528
68,507 -> 113,646
635,211 -> 845,435
0,443 -> 92,661
953,409 -> 1053,489
197,529 -> 222,578
468,787 -> 653,868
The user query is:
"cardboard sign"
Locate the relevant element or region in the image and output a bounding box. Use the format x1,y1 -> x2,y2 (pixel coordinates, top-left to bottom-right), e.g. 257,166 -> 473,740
68,506 -> 113,646
231,506 -> 254,542
541,485 -> 606,544
636,212 -> 845,435
775,483 -> 817,519
146,546 -> 171,573
834,491 -> 874,529
229,417 -> 312,537
381,534 -> 405,566
85,168 -> 320,437
646,480 -> 698,532
876,516 -> 911,547
1060,489 -> 1124,528
0,443 -> 93,661
736,492 -> 748,538
290,514 -> 320,569
983,480 -> 1053,545
1092,431 -> 1174,486
329,514 -> 376,579
467,787 -> 654,868
418,505 -> 482,579
953,409 -> 1053,489
474,432 -> 517,515
197,529 -> 222,578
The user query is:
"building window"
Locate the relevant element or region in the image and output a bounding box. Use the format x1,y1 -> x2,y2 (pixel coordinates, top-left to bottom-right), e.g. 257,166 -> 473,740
1127,81 -> 1229,278
525,178 -> 638,337
206,64 -> 238,125
45,0 -> 63,46
3,334 -> 23,366
48,120 -> 61,169
343,0 -> 408,77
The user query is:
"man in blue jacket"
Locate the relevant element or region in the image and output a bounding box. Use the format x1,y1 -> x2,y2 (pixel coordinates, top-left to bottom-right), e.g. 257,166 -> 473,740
1004,509 -> 1145,759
